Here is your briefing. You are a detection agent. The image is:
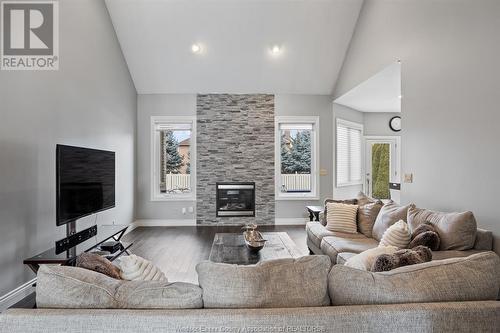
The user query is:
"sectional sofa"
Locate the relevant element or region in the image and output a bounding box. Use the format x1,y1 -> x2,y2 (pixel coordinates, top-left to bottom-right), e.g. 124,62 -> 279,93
1,253 -> 500,333
307,197 -> 494,264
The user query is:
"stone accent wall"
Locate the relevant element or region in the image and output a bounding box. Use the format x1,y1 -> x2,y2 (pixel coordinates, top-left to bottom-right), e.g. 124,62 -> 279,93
196,94 -> 275,225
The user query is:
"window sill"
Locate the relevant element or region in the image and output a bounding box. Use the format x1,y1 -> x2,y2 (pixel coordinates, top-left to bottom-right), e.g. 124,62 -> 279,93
151,195 -> 196,202
336,182 -> 363,188
275,195 -> 320,201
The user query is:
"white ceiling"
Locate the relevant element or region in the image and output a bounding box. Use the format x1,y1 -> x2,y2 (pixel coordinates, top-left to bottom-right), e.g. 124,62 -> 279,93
105,0 -> 363,95
334,62 -> 402,112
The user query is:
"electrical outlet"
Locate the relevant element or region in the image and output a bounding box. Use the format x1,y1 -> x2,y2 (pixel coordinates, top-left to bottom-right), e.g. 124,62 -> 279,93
188,206 -> 194,213
404,173 -> 413,183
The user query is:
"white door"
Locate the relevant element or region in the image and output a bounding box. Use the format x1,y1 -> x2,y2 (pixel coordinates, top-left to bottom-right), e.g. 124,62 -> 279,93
364,137 -> 401,202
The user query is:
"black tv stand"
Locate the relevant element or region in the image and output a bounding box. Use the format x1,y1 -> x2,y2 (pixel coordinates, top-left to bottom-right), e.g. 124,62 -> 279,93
24,224 -> 132,273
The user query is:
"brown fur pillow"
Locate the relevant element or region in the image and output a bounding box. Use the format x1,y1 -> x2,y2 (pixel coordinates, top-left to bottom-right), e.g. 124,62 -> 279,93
371,245 -> 432,272
76,253 -> 121,279
410,221 -> 440,251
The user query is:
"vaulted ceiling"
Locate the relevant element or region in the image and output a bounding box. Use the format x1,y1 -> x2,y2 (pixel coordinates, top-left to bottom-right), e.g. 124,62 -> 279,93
105,0 -> 363,95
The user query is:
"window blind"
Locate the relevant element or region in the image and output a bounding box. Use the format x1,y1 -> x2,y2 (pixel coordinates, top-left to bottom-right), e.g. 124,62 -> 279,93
336,120 -> 363,186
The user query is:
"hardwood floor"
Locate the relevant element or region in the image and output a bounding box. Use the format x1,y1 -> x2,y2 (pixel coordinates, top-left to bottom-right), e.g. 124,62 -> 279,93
122,225 -> 308,284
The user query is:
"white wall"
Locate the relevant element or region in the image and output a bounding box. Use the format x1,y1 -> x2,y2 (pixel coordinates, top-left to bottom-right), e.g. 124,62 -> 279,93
0,1 -> 137,296
334,0 -> 500,252
136,94 -> 196,221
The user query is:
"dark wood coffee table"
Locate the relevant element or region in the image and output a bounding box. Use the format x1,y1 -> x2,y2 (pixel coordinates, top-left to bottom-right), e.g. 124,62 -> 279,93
209,232 -> 302,265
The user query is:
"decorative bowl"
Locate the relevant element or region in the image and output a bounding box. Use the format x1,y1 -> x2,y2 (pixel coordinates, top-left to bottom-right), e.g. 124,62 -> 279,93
242,224 -> 267,252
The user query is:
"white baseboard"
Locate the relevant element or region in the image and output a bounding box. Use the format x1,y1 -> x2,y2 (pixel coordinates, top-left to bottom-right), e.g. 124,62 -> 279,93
275,218 -> 308,225
131,219 -> 197,230
129,218 -> 307,228
0,278 -> 36,313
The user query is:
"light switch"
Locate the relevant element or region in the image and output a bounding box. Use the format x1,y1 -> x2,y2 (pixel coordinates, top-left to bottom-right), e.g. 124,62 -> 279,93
404,173 -> 413,183
182,207 -> 187,214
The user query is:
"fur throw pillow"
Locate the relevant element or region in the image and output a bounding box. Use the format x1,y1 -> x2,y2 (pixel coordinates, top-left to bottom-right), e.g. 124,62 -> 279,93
409,221 -> 441,251
76,252 -> 121,279
117,254 -> 168,281
371,245 -> 432,272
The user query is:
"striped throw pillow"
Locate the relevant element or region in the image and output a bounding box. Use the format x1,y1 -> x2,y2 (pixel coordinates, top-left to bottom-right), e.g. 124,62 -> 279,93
326,202 -> 358,234
379,220 -> 411,249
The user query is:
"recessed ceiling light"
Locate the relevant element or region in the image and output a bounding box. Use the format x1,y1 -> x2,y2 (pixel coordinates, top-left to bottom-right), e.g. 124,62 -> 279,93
191,44 -> 201,54
270,45 -> 282,55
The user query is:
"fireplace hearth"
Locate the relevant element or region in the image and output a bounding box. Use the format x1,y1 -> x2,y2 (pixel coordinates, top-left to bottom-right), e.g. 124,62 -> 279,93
216,182 -> 255,217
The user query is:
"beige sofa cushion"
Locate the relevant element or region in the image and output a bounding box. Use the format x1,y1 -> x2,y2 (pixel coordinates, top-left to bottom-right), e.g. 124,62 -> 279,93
372,201 -> 411,241
336,252 -> 356,265
196,256 -> 331,308
36,265 -> 203,309
320,236 -> 378,263
306,222 -> 366,249
407,206 -> 477,251
326,202 -> 358,234
328,252 -> 500,305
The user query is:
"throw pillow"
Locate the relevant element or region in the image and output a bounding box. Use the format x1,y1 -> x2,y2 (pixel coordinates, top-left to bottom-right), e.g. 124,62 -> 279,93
344,245 -> 398,271
371,245 -> 432,272
75,252 -> 121,279
378,220 -> 411,249
407,206 -> 477,250
372,201 -> 412,241
409,221 -> 440,250
116,254 -> 168,282
356,192 -> 383,238
322,198 -> 357,226
356,191 -> 376,206
326,202 -> 358,234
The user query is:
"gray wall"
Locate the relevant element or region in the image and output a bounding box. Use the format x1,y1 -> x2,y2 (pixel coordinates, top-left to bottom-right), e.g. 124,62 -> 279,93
136,94 -> 196,220
275,95 -> 334,219
0,1 -> 136,296
137,94 -> 337,221
364,112 -> 401,137
196,94 -> 275,225
334,0 -> 500,252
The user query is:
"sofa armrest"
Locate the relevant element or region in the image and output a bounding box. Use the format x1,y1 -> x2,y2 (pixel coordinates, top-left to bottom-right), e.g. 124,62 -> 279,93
319,211 -> 326,226
474,228 -> 493,250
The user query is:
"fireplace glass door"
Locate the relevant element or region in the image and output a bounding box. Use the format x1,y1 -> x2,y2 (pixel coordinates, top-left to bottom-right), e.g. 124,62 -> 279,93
216,183 -> 255,217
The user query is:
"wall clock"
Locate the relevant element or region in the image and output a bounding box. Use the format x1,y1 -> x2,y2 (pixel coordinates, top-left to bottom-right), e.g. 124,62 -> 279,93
389,116 -> 401,132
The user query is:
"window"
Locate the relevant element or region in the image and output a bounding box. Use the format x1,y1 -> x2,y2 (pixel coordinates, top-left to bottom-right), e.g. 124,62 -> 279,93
151,116 -> 196,201
275,116 -> 319,200
336,118 -> 363,187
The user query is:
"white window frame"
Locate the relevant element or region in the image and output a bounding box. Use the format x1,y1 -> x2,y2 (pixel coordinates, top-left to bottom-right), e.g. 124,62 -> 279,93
150,116 -> 196,201
336,118 -> 364,187
274,116 -> 320,200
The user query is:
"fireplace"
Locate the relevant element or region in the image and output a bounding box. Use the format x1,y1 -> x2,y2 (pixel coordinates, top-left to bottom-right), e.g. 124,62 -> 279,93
216,182 -> 255,217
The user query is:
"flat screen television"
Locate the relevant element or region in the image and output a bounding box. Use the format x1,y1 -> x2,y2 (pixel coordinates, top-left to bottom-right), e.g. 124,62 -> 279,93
56,144 -> 115,226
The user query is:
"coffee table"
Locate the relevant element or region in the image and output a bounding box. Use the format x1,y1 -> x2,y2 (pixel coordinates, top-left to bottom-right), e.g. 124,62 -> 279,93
209,232 -> 302,265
